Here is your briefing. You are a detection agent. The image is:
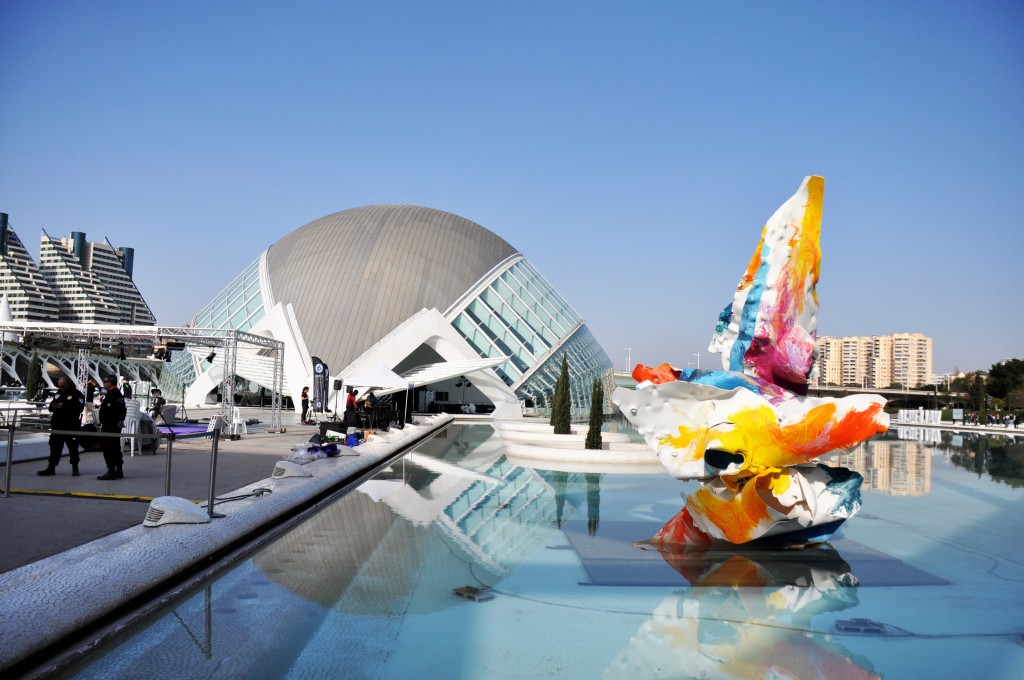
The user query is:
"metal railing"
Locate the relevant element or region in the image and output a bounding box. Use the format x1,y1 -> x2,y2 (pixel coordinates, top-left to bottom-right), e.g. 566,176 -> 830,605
2,422 -> 224,519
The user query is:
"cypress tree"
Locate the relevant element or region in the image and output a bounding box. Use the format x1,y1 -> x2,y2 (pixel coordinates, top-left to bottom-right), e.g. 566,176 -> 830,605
548,361 -> 563,427
584,377 -> 604,450
26,350 -> 42,400
552,354 -> 571,435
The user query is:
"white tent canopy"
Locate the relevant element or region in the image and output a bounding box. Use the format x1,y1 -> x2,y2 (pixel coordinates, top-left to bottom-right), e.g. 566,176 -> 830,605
342,362 -> 411,390
342,362 -> 413,425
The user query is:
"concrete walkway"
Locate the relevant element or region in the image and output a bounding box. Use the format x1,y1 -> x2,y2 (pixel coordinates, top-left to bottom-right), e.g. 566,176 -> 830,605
0,411 -> 313,574
0,408 -> 454,676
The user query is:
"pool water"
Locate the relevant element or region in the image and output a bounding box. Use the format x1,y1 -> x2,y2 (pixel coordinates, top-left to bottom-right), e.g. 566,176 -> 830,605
61,424 -> 1024,679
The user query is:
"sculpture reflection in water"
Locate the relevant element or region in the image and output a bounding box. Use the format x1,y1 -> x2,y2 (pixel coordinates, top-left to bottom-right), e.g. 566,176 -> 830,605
614,177 -> 890,546
604,548 -> 879,679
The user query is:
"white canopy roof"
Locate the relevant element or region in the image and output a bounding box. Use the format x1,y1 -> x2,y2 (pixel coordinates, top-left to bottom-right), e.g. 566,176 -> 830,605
373,357 -> 508,396
342,362 -> 411,389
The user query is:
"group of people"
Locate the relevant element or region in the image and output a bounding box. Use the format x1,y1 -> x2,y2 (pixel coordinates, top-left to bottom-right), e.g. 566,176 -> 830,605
37,375 -> 129,480
963,412 -> 1020,428
299,386 -> 379,427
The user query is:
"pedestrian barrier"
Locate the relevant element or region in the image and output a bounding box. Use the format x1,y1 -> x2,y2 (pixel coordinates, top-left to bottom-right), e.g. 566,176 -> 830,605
2,421 -> 224,518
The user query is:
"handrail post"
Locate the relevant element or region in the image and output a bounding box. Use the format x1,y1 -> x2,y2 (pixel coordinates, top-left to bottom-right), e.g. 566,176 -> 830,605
164,431 -> 175,498
206,428 -> 224,518
3,423 -> 14,499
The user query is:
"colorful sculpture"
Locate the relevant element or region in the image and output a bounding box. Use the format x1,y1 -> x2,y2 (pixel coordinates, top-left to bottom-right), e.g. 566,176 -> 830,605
613,176 -> 889,546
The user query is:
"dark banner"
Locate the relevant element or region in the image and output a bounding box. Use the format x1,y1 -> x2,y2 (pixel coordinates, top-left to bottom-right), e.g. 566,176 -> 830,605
311,356 -> 329,413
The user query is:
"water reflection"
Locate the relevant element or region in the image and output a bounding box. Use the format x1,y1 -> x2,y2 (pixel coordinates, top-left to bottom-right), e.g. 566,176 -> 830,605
829,429 -> 1024,496
944,433 -> 1024,487
835,437 -> 931,496
550,471 -> 602,534
605,583 -> 878,679
59,423 -> 1024,679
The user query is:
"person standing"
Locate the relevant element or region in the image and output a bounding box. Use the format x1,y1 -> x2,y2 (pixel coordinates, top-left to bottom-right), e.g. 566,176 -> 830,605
121,377 -> 133,399
97,375 -> 127,480
37,376 -> 85,477
300,386 -> 310,424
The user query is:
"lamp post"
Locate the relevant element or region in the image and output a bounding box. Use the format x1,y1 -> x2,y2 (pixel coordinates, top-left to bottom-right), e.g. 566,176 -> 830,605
455,376 -> 471,404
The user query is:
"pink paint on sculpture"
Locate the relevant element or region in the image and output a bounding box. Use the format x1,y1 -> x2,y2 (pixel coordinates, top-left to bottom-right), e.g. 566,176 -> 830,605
613,177 -> 889,546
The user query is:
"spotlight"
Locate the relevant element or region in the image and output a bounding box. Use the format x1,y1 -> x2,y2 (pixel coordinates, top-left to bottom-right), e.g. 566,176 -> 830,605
206,350 -> 216,363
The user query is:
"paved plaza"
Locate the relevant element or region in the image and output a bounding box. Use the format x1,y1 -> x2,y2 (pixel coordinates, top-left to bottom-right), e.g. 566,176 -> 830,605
0,407 -> 333,574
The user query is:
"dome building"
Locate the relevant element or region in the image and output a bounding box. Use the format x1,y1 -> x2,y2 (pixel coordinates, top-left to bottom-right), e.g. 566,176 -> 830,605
171,205 -> 613,419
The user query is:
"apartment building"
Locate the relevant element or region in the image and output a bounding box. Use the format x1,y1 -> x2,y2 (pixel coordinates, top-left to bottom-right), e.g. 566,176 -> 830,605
870,335 -> 894,388
817,332 -> 933,388
840,336 -> 871,386
0,213 -> 154,325
39,231 -> 156,325
0,214 -> 60,321
817,336 -> 841,386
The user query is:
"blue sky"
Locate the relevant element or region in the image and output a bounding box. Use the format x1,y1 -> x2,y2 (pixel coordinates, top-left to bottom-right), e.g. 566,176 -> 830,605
1,1 -> 1021,375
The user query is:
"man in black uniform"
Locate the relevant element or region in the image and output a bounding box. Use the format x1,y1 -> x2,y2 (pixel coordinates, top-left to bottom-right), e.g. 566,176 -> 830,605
97,375 -> 127,480
38,376 -> 86,477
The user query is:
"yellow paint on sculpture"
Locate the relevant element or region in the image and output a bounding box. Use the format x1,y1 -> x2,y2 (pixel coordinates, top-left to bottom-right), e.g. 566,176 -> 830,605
659,424 -> 710,465
660,398 -> 886,473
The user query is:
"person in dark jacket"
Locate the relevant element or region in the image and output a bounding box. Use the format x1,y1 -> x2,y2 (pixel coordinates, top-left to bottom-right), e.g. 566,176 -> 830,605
37,376 -> 86,477
97,376 -> 127,480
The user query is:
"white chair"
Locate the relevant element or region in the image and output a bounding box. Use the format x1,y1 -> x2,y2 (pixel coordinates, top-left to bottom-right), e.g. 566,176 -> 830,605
122,399 -> 142,456
230,406 -> 248,436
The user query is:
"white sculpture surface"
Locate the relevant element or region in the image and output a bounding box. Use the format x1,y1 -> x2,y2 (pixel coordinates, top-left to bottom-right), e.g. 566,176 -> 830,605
613,177 -> 889,545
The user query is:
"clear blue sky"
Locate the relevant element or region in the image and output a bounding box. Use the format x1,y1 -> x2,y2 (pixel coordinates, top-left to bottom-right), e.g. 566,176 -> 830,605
2,1 -> 1021,375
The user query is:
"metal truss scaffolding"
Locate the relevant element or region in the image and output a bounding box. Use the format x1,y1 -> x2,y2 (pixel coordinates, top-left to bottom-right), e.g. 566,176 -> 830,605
0,322 -> 285,430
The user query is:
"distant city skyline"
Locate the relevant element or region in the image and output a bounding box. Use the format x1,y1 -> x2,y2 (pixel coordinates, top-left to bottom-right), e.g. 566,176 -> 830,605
2,2 -> 1021,374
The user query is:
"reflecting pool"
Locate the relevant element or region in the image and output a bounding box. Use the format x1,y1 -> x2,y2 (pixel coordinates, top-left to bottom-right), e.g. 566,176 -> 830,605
61,424 -> 1024,679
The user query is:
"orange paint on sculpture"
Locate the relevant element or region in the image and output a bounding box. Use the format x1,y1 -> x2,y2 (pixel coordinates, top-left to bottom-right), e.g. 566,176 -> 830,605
688,477 -> 778,544
632,362 -> 681,385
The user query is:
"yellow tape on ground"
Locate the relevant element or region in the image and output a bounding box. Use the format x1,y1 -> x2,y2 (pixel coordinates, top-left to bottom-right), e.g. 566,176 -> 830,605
0,488 -> 157,502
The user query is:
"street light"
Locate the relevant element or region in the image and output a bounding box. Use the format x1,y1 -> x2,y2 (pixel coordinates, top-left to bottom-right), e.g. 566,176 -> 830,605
454,376 -> 472,404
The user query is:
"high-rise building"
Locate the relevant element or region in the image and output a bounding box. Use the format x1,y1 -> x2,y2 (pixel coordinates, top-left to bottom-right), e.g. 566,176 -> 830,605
38,231 -> 156,325
870,335 -> 894,388
0,214 -> 59,321
817,337 -> 841,385
840,336 -> 871,386
892,332 -> 933,390
816,332 -> 933,388
0,214 -> 153,325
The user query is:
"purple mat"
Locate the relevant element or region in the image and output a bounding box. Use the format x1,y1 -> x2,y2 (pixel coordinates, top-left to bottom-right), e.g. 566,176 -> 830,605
158,423 -> 210,435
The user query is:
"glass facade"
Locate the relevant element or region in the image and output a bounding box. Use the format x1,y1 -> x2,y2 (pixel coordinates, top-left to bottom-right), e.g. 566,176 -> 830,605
450,258 -> 613,416
158,258 -> 266,399
191,258 -> 265,332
